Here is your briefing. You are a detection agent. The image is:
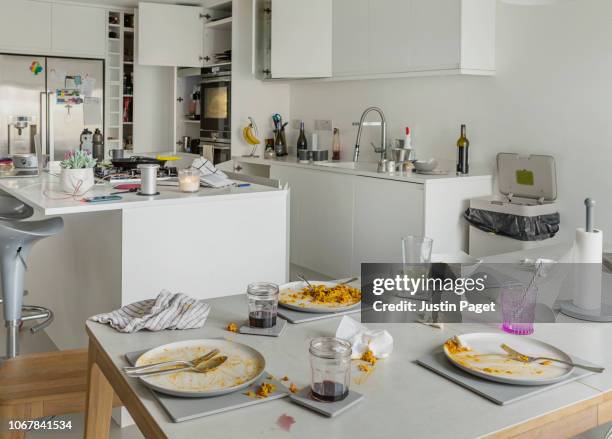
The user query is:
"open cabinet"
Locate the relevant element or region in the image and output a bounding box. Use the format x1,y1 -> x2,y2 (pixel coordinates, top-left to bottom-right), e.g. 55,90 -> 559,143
138,1 -> 233,68
253,0 -> 332,79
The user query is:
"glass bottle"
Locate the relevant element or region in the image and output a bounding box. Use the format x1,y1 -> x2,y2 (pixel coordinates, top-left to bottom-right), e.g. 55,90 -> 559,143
456,124 -> 469,175
332,128 -> 341,161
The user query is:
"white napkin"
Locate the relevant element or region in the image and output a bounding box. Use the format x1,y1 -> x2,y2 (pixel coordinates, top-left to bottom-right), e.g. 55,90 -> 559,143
335,316 -> 394,359
191,157 -> 234,188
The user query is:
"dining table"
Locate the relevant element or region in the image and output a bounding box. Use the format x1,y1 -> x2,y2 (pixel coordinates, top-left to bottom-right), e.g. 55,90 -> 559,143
84,290 -> 612,439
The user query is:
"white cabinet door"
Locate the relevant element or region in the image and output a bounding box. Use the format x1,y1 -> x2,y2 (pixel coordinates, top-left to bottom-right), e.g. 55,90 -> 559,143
51,4 -> 106,58
367,0 -> 412,75
408,0 -> 461,71
271,0 -> 332,78
0,0 -> 51,53
332,0 -> 369,77
270,166 -> 354,278
352,177 -> 424,274
138,2 -> 203,67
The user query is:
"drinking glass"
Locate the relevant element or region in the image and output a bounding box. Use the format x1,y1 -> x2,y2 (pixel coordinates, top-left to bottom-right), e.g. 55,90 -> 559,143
246,282 -> 279,329
500,283 -> 537,335
400,235 -> 433,297
309,337 -> 352,402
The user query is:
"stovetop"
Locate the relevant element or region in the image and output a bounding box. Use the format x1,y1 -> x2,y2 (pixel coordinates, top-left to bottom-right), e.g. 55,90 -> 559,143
95,166 -> 178,183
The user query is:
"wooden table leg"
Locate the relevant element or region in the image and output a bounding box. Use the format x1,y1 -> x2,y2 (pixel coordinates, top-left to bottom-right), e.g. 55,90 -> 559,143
84,340 -> 114,439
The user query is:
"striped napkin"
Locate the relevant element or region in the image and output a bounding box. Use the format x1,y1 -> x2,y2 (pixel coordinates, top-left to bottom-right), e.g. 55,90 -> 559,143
90,290 -> 211,333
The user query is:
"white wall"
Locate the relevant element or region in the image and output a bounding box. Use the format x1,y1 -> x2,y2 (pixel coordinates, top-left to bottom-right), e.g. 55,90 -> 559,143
288,0 -> 612,244
231,0 -> 290,157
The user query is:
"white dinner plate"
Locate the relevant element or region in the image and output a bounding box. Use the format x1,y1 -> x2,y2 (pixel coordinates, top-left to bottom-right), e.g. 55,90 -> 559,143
279,281 -> 361,314
443,332 -> 574,386
135,339 -> 265,397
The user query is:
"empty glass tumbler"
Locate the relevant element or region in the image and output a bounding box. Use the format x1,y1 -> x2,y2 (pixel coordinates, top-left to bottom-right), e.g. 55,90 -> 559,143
500,283 -> 537,335
400,235 -> 434,297
309,337 -> 352,402
246,282 -> 279,329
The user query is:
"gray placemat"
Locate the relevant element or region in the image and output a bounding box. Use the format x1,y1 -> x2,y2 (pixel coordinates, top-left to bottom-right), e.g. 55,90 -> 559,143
239,318 -> 287,337
416,350 -> 599,405
277,306 -> 368,324
289,387 -> 364,417
125,350 -> 289,422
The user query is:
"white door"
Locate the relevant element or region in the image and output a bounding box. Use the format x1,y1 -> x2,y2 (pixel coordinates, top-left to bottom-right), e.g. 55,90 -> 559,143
271,0 -> 332,78
332,0 -> 369,77
352,177 -> 424,274
138,2 -> 203,67
0,0 -> 51,54
51,4 -> 106,58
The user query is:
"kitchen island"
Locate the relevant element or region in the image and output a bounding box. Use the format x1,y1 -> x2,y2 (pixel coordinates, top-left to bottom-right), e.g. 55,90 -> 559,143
0,173 -> 289,350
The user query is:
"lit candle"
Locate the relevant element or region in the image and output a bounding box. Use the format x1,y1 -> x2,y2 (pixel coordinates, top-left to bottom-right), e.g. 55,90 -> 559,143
178,168 -> 201,193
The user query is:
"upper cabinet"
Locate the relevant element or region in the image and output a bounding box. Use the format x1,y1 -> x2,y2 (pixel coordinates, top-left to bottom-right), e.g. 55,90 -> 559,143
0,0 -> 52,54
254,0 -> 333,79
137,1 -> 233,68
333,0 -> 496,79
0,1 -> 106,58
270,0 -> 332,79
51,4 -> 106,58
138,3 -> 203,67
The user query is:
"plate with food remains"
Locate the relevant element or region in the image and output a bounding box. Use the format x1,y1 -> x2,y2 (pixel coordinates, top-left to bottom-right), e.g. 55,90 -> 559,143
134,339 -> 266,397
443,333 -> 574,386
279,281 -> 362,314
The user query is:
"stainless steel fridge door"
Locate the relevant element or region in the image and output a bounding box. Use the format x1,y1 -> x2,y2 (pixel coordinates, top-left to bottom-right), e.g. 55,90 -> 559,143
46,57 -> 104,160
0,54 -> 46,156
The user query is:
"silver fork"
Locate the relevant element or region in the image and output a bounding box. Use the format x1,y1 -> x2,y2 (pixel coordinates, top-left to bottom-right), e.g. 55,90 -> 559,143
123,348 -> 220,375
501,344 -> 604,373
129,355 -> 228,379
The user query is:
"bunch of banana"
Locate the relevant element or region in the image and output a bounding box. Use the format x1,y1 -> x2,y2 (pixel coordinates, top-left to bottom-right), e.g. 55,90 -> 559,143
242,117 -> 261,146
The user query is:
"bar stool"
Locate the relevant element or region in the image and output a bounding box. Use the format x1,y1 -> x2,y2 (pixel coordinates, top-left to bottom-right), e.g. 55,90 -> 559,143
0,217 -> 64,359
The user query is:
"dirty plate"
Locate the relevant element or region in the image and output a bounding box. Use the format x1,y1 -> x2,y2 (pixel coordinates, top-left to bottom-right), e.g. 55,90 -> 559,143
443,332 -> 574,386
135,339 -> 265,397
279,281 -> 361,314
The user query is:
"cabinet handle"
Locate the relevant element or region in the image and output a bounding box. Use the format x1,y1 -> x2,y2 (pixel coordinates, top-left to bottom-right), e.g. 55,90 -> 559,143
199,13 -> 211,20
262,69 -> 271,76
177,97 -> 184,102
234,165 -> 243,172
200,56 -> 211,62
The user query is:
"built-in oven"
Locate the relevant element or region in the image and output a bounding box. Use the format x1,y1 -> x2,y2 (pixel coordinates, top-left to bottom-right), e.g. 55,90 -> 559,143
200,65 -> 231,144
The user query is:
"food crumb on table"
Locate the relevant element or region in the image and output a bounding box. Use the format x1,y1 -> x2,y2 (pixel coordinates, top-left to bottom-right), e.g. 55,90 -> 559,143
256,382 -> 277,398
226,322 -> 238,333
289,382 -> 298,393
358,364 -> 371,373
281,375 -> 289,381
361,349 -> 377,365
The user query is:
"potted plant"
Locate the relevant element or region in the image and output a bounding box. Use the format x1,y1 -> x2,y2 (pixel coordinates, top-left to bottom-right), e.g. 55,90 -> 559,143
60,150 -> 97,195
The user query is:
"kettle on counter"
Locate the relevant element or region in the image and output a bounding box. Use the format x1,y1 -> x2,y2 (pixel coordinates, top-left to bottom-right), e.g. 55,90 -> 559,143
79,128 -> 93,154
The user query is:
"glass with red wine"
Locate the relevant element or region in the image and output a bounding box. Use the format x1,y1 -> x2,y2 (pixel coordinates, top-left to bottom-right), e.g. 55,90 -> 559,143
246,282 -> 279,329
309,337 -> 352,402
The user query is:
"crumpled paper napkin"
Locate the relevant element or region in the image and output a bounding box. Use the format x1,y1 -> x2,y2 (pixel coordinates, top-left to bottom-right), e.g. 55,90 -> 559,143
335,316 -> 393,359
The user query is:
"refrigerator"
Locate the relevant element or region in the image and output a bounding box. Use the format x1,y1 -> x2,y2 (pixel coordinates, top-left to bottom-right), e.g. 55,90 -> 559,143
0,54 -> 104,160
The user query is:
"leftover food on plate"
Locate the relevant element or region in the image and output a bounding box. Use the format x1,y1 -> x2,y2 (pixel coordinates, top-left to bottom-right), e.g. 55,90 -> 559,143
280,283 -> 361,307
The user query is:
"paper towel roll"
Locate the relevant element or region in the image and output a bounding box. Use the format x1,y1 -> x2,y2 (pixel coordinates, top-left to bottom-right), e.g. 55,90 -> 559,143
572,227 -> 603,310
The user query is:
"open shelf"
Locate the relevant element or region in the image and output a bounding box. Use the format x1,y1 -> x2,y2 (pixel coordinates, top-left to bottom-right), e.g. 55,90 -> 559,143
205,16 -> 232,31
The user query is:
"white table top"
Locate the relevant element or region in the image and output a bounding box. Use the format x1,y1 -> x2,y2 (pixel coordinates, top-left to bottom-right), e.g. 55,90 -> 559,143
86,292 -> 612,439
0,172 -> 282,215
234,155 -> 493,186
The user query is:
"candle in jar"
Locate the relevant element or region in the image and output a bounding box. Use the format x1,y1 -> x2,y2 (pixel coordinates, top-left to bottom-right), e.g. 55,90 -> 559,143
178,169 -> 200,192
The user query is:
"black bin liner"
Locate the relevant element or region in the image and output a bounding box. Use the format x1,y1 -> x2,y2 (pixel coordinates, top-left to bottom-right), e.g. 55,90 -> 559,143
464,208 -> 560,241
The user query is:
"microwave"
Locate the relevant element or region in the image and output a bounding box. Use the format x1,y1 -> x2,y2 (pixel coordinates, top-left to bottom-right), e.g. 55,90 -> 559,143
200,65 -> 231,144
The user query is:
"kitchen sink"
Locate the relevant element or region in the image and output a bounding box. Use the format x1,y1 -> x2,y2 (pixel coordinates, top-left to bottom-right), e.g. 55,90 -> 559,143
315,161 -> 379,172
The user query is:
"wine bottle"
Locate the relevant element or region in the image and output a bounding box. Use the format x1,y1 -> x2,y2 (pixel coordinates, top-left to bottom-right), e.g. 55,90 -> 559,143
296,121 -> 308,154
332,128 -> 341,161
456,124 -> 470,175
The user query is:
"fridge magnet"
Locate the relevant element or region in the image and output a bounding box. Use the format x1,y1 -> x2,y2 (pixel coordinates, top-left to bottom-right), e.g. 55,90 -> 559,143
29,61 -> 43,75
56,89 -> 82,106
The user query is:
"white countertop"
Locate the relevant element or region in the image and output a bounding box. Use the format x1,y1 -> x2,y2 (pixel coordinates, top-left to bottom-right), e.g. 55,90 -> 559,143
0,172 -> 282,216
234,155 -> 493,185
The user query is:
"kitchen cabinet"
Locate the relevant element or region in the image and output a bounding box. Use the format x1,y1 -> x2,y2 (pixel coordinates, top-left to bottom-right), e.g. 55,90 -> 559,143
332,0 -> 495,79
138,3 -> 203,67
352,176 -> 424,274
0,0 -> 51,54
51,4 -> 106,58
270,0 -> 332,78
270,166 -> 353,277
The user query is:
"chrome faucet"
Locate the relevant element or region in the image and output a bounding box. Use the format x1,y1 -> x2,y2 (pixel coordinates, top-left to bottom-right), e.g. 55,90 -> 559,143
353,106 -> 387,163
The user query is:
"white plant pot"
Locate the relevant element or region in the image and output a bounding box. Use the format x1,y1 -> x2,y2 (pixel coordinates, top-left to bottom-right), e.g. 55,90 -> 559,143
60,168 -> 94,195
